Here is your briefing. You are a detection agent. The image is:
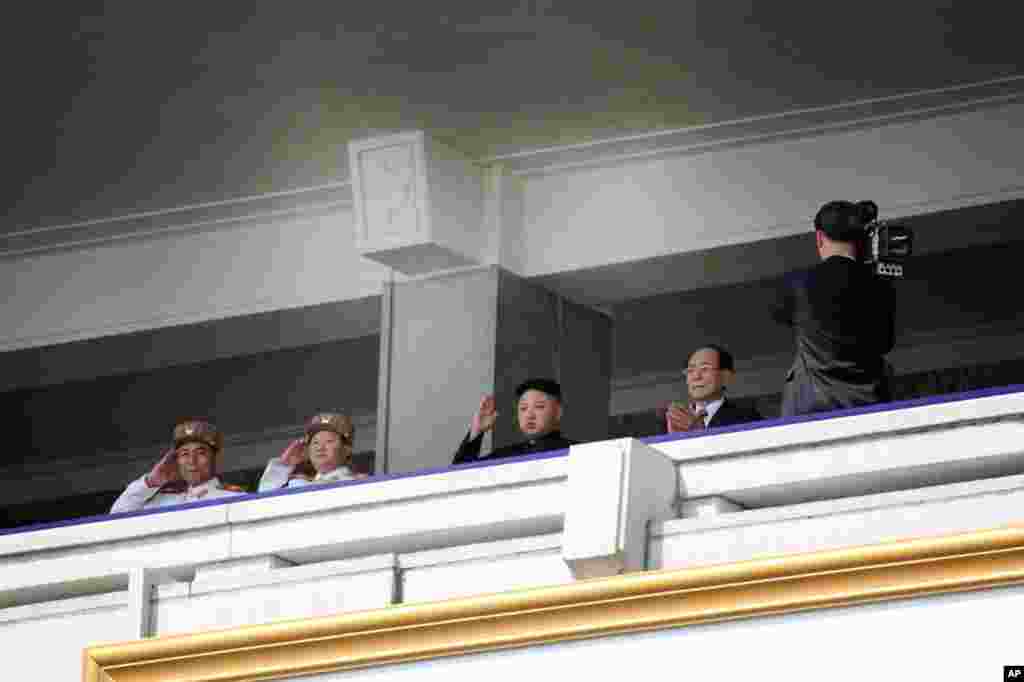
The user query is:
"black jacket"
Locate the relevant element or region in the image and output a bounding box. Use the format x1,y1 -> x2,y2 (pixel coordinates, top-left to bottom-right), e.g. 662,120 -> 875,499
706,399 -> 762,429
452,430 -> 577,465
774,256 -> 895,416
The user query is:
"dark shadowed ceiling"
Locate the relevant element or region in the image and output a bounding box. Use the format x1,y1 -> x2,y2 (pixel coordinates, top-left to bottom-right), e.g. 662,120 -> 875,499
2,1 -> 1021,231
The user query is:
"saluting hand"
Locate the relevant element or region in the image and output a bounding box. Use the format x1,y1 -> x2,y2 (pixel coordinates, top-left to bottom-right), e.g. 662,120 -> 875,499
146,448 -> 181,488
279,438 -> 307,467
470,395 -> 499,438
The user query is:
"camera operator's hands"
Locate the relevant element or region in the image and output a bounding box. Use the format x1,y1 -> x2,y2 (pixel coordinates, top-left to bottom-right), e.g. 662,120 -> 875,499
470,395 -> 499,439
279,438 -> 308,468
145,448 -> 181,488
666,403 -> 707,433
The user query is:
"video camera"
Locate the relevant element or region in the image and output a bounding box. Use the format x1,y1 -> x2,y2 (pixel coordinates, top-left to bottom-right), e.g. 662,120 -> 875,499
853,201 -> 913,278
816,200 -> 914,278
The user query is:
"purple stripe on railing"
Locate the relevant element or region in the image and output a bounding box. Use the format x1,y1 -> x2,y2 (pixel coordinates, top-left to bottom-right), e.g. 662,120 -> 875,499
642,383 -> 1024,444
0,449 -> 570,537
3,383 -> 1022,538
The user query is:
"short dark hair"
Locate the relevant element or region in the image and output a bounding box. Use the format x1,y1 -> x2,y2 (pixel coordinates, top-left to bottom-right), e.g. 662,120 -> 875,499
814,200 -> 876,242
514,378 -> 563,402
693,344 -> 735,372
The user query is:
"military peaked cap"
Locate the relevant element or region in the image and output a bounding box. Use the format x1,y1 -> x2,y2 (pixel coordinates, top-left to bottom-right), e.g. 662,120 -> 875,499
173,418 -> 224,452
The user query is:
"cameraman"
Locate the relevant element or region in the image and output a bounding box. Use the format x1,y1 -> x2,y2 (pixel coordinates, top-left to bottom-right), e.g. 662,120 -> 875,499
774,200 -> 895,417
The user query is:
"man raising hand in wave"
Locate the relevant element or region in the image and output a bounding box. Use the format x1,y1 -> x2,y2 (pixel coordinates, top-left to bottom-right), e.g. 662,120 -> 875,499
452,378 -> 577,464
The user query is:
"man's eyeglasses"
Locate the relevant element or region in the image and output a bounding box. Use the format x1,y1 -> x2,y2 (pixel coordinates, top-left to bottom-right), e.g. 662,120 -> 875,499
685,364 -> 719,376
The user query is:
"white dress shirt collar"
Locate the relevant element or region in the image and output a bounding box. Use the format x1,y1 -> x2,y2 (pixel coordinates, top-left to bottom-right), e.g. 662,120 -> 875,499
692,397 -> 725,427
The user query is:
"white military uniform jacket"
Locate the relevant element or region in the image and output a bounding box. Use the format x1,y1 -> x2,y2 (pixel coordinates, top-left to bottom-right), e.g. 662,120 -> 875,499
110,475 -> 244,513
258,459 -> 357,492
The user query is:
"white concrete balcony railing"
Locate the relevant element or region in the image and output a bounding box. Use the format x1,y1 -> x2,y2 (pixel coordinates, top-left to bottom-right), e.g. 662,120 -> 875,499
4,385 -> 1024,680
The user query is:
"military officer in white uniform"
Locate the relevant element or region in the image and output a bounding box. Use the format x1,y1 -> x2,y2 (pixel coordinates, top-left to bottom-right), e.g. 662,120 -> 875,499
259,412 -> 363,491
110,419 -> 246,512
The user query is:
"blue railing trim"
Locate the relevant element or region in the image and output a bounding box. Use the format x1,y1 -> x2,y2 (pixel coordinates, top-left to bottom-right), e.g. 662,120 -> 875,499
0,450 -> 571,538
3,383 -> 1022,538
642,382 -> 1024,444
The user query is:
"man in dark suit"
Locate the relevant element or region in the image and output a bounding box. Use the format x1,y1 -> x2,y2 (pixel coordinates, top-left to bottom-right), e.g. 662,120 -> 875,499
666,345 -> 761,433
774,200 -> 896,417
452,378 -> 577,464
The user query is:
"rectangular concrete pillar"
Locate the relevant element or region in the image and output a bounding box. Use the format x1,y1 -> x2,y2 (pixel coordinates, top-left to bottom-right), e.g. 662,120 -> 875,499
493,270 -> 613,449
379,266 -> 612,474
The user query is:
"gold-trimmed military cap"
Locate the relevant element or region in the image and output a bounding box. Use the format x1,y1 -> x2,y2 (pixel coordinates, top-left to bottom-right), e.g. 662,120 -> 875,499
173,418 -> 224,452
304,412 -> 354,444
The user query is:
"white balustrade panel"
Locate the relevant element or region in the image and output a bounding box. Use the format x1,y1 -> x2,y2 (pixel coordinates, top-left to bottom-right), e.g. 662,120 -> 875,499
653,474 -> 1024,570
4,592 -> 130,680
0,506 -> 232,602
154,555 -> 397,636
401,535 -> 571,604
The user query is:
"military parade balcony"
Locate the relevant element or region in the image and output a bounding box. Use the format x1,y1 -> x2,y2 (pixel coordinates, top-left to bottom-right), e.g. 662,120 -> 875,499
4,385 -> 1024,680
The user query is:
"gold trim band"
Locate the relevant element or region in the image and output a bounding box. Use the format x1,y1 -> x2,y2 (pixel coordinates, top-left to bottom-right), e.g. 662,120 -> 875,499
85,524 -> 1024,681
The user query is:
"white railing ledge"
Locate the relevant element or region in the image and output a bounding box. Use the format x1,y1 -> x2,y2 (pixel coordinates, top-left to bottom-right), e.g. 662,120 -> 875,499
0,454 -> 567,561
235,480 -> 566,565
0,503 -> 230,558
649,388 -> 1024,509
652,389 -> 1024,464
680,417 -> 1024,508
227,455 -> 567,524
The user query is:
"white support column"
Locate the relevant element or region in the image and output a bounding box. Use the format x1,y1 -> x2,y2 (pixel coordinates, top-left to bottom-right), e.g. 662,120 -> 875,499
562,438 -> 678,579
127,567 -> 156,639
